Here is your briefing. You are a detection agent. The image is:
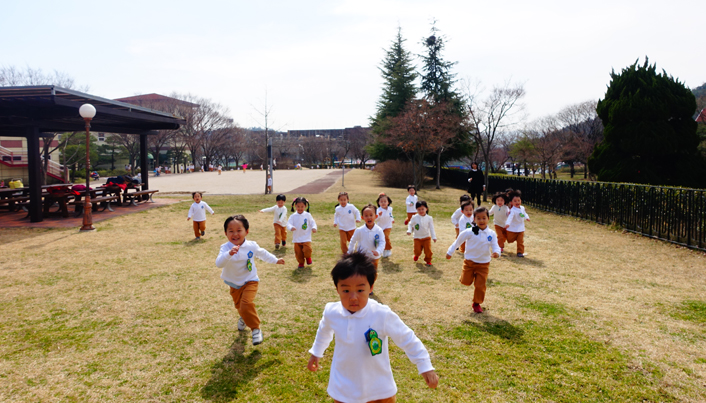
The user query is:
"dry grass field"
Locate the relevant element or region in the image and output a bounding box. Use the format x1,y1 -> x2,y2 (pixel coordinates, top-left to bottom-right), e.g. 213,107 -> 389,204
1,170 -> 704,402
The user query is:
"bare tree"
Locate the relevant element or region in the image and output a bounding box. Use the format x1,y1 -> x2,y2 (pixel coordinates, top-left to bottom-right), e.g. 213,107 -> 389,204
525,116 -> 566,179
464,80 -> 525,198
347,127 -> 372,168
556,100 -> 603,179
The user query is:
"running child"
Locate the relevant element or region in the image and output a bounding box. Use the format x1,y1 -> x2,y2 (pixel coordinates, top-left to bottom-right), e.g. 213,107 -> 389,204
333,192 -> 361,254
307,253 -> 438,403
216,215 -> 285,345
457,200 -> 475,253
446,206 -> 500,313
266,175 -> 273,194
259,194 -> 288,249
407,200 -> 437,265
288,197 -> 318,268
489,191 -> 510,254
348,204 -> 385,269
375,192 -> 394,258
504,190 -> 530,257
451,194 -> 472,252
404,185 -> 418,225
186,191 -> 215,240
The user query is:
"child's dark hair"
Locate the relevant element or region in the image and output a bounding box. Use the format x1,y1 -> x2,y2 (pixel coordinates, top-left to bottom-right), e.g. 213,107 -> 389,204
407,185 -> 416,193
276,194 -> 286,202
192,191 -> 202,199
459,194 -> 471,204
474,206 -> 489,218
331,252 -> 377,287
491,192 -> 508,205
360,203 -> 376,216
376,192 -> 392,207
291,197 -> 310,212
461,200 -> 474,211
508,190 -> 522,200
415,200 -> 429,213
223,214 -> 249,232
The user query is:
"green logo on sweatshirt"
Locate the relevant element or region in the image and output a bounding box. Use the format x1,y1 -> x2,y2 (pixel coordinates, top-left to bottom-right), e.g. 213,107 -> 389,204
246,259 -> 252,272
414,223 -> 419,231
365,328 -> 382,356
302,219 -> 308,230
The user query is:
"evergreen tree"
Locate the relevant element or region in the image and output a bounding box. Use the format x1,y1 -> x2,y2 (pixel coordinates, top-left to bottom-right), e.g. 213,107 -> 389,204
369,27 -> 417,161
588,59 -> 706,188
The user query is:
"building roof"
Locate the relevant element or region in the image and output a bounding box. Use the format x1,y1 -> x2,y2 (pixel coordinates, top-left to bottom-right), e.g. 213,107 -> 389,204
0,86 -> 184,136
697,108 -> 706,123
115,93 -> 199,108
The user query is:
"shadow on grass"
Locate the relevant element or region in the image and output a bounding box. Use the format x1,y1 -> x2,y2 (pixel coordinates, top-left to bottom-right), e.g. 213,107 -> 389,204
415,262 -> 443,280
201,332 -> 280,402
183,238 -> 204,247
381,259 -> 402,274
272,248 -> 286,259
460,315 -> 525,343
289,266 -> 316,283
509,255 -> 544,268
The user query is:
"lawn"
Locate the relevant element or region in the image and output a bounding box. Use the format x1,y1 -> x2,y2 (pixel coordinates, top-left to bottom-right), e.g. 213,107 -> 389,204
1,170 -> 705,402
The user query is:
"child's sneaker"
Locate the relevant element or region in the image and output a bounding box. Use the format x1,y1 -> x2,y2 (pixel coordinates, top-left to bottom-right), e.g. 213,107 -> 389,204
386,250 -> 392,257
517,253 -> 524,258
237,317 -> 246,331
425,262 -> 432,266
252,329 -> 263,345
297,264 -> 305,269
413,255 -> 419,262
306,257 -> 313,265
275,244 -> 280,250
473,303 -> 483,313
281,241 -> 286,247
201,230 -> 205,236
195,236 -> 201,240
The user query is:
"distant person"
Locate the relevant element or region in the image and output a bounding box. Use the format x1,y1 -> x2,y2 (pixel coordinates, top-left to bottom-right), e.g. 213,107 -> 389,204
307,253 -> 438,403
259,194 -> 288,249
407,200 -> 436,265
333,192 -> 361,255
216,214 -> 285,345
467,162 -> 485,207
266,175 -> 272,194
187,191 -> 215,240
451,194 -> 472,252
504,189 -> 530,257
242,163 -> 247,173
217,165 -> 222,175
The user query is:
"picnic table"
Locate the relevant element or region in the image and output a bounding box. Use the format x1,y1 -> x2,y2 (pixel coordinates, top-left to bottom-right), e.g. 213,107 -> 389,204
0,187 -> 30,211
42,189 -> 76,218
69,188 -> 121,216
99,183 -> 158,206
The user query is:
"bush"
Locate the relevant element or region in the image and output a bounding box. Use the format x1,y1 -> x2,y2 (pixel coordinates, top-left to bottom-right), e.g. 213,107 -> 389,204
374,160 -> 415,188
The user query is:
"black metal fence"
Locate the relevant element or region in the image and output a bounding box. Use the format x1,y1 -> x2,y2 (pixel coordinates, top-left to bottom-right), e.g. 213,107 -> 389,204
427,167 -> 706,251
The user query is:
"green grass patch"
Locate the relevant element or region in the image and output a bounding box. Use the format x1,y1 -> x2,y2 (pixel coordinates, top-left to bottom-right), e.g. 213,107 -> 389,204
670,300 -> 706,324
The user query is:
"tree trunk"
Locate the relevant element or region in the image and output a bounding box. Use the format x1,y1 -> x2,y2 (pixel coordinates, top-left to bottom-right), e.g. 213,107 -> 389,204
483,157 -> 491,202
569,161 -> 575,178
584,164 -> 588,179
435,151 -> 442,189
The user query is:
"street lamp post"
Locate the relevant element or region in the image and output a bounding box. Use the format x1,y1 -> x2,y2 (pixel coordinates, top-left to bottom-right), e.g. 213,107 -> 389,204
79,104 -> 96,231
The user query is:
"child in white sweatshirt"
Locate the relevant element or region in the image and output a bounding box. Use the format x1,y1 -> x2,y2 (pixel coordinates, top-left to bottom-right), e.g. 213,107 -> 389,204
287,197 -> 318,268
348,204 -> 385,269
333,191 -> 361,254
404,185 -> 418,225
186,192 -> 214,240
407,200 -> 437,265
259,194 -> 288,249
307,253 -> 438,403
451,195 -> 472,253
375,193 -> 394,258
215,215 -> 285,345
504,190 -> 530,257
488,192 -> 510,253
446,207 -> 500,314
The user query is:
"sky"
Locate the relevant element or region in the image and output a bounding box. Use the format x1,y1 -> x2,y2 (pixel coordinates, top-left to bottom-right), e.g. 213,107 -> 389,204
1,0 -> 703,131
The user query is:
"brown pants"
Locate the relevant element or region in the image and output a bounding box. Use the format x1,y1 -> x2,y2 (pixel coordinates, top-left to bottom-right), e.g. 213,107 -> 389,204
294,242 -> 313,266
193,220 -> 206,238
274,223 -> 287,245
334,396 -> 395,403
506,231 -> 524,254
454,228 -> 466,252
495,225 -> 508,249
229,281 -> 260,329
383,228 -> 392,250
413,237 -> 433,264
405,212 -> 414,224
460,259 -> 490,304
339,229 -> 355,254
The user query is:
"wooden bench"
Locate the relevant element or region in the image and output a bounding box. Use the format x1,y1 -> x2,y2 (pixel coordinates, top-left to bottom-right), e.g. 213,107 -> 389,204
68,195 -> 121,216
0,196 -> 30,211
123,190 -> 158,206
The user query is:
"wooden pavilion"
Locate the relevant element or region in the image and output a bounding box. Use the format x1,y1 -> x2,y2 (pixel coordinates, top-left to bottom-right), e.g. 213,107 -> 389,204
0,86 -> 184,222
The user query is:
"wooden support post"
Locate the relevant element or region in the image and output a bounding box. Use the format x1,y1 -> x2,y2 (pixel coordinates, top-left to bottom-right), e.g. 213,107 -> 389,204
26,127 -> 43,223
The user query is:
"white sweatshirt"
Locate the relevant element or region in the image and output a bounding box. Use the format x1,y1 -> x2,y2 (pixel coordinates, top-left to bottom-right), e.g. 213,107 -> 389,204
458,214 -> 475,231
187,201 -> 214,222
506,206 -> 530,233
287,211 -> 317,243
489,205 -> 510,228
348,224 -> 385,260
309,300 -> 434,403
215,240 -> 278,287
405,195 -> 418,213
260,205 -> 288,226
407,214 -> 436,240
451,207 -> 463,228
334,204 -> 361,231
447,226 -> 500,263
375,206 -> 394,230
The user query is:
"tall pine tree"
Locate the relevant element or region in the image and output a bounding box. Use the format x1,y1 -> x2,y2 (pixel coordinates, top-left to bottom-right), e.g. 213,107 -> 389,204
589,59 -> 706,188
369,27 -> 417,161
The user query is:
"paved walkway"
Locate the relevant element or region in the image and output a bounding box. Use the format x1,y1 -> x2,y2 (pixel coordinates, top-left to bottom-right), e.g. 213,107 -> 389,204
135,168 -> 342,195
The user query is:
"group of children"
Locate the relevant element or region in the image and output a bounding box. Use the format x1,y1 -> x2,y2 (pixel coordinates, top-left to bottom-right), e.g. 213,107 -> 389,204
187,185 -> 530,403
